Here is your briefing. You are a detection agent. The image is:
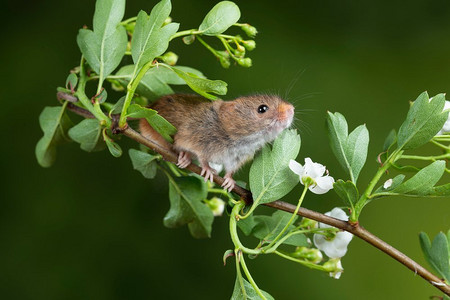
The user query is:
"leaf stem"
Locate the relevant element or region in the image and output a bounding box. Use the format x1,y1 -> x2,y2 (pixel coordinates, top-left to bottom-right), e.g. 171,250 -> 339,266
118,61 -> 155,128
354,149 -> 402,220
170,29 -> 202,41
196,36 -> 221,57
235,249 -> 247,298
399,153 -> 450,161
75,57 -> 111,127
274,250 -> 326,271
120,16 -> 137,25
229,202 -> 261,255
262,185 -> 308,251
239,251 -> 267,300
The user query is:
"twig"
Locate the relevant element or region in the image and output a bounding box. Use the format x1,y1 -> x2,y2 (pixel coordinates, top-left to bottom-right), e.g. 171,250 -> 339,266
64,101 -> 450,296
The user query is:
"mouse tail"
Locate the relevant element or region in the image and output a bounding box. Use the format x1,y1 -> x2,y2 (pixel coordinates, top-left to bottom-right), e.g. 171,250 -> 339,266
139,118 -> 174,151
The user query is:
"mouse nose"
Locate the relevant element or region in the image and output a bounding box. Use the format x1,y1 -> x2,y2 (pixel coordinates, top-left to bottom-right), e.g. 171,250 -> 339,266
278,103 -> 294,121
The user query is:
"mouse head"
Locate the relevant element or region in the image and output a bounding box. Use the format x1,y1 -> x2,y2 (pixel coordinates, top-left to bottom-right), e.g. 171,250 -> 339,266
219,94 -> 294,140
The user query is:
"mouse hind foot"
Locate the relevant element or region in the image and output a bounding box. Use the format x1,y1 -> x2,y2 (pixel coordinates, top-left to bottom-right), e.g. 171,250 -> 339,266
222,173 -> 235,192
177,151 -> 192,169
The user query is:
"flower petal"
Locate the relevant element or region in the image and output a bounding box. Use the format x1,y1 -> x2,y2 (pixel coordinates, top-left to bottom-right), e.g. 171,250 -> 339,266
289,159 -> 304,176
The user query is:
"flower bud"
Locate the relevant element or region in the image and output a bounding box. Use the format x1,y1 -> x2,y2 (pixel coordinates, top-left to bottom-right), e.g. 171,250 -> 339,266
292,247 -> 323,264
323,258 -> 343,279
205,197 -> 225,216
237,57 -> 252,68
182,35 -> 195,45
163,16 -> 172,26
159,51 -> 178,66
125,23 -> 135,35
235,44 -> 246,56
217,51 -> 231,69
243,40 -> 256,51
299,217 -> 317,229
241,24 -> 258,38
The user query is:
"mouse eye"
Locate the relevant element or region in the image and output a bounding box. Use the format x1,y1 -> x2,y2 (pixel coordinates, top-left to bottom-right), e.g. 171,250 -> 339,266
258,104 -> 269,114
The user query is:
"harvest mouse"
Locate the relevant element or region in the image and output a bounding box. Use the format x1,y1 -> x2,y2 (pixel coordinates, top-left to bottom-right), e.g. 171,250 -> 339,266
139,94 -> 295,192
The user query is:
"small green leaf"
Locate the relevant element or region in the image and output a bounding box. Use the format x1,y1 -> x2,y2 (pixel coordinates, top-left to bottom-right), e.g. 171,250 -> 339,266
68,119 -> 105,152
255,211 -> 307,247
430,183 -> 450,197
199,1 -> 241,36
163,175 -> 213,239
169,66 -> 227,100
383,129 -> 397,152
65,73 -> 78,91
115,65 -> 205,100
333,180 -> 359,207
126,104 -> 157,119
373,174 -> 405,196
398,92 -> 448,150
96,88 -> 107,104
129,149 -> 159,179
145,113 -> 177,143
237,214 -> 258,236
390,160 -> 445,196
223,249 -> 234,266
103,130 -> 122,158
131,0 -> 179,71
35,106 -> 73,167
109,96 -> 126,115
76,0 -> 127,87
419,232 -> 450,282
327,112 -> 369,183
249,129 -> 301,205
231,278 -> 274,300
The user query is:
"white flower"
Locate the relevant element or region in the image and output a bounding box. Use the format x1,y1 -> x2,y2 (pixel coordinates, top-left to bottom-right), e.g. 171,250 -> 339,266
436,100 -> 450,135
313,208 -> 353,258
329,259 -> 344,279
383,178 -> 393,189
289,158 -> 335,194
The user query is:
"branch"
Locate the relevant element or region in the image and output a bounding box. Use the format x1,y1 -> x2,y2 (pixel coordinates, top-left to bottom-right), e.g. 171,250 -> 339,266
64,101 -> 450,296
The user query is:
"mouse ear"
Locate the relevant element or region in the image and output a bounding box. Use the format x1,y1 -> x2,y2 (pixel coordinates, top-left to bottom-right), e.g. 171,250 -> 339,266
219,101 -> 236,115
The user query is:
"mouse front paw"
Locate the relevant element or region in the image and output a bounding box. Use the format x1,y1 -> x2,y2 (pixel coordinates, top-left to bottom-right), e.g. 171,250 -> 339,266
222,173 -> 235,192
200,163 -> 216,183
177,151 -> 192,169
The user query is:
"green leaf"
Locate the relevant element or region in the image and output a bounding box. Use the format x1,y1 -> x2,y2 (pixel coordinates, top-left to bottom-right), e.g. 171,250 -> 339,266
68,119 -> 105,152
115,65 -> 205,100
231,278 -> 274,300
373,174 -> 405,196
398,92 -> 448,150
390,160 -> 445,196
35,106 -> 73,167
419,232 -> 450,282
249,129 -> 301,205
430,183 -> 450,196
199,1 -> 241,36
109,96 -> 126,114
104,134 -> 122,158
383,129 -> 397,152
333,180 -> 359,207
163,175 -> 213,239
77,0 -> 127,87
65,73 -> 78,91
327,112 -> 369,183
131,0 -> 179,71
129,149 -> 159,179
126,104 -> 157,119
169,66 -> 227,100
223,249 -> 234,266
256,211 -> 307,247
145,113 -> 177,143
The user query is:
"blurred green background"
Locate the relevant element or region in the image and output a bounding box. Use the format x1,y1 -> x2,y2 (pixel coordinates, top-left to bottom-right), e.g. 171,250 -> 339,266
1,0 -> 449,299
